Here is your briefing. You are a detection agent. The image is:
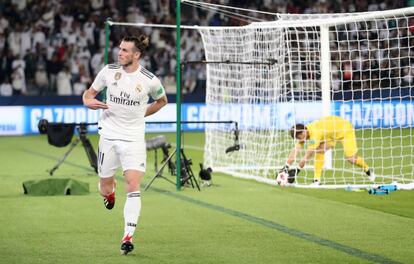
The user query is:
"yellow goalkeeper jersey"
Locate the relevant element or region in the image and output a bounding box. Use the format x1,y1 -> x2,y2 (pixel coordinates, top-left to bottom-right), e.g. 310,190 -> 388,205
298,116 -> 355,153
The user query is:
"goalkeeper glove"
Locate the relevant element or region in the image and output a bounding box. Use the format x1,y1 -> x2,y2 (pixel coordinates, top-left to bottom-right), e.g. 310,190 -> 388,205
286,168 -> 300,184
288,168 -> 300,177
280,165 -> 289,174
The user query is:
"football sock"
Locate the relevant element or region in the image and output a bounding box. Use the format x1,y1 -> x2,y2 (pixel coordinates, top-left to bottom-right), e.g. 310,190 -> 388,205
123,191 -> 141,241
355,156 -> 369,173
314,153 -> 324,181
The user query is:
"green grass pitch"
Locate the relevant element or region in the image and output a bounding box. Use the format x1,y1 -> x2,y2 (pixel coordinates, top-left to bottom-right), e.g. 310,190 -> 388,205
0,132 -> 413,264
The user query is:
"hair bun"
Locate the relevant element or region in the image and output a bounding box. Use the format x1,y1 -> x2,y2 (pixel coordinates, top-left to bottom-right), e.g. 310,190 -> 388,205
138,35 -> 149,50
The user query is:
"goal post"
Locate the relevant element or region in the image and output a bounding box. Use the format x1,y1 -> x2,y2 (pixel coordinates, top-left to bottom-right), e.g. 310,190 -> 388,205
198,7 -> 414,188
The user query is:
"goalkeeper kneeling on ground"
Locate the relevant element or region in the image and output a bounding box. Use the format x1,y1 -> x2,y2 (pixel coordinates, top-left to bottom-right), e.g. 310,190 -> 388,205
280,116 -> 375,185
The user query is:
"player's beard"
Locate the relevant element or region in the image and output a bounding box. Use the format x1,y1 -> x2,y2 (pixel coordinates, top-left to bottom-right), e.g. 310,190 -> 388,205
120,58 -> 133,68
122,60 -> 132,68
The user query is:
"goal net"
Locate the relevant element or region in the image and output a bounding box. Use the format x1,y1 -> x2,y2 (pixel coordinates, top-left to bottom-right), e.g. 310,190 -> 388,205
198,7 -> 414,188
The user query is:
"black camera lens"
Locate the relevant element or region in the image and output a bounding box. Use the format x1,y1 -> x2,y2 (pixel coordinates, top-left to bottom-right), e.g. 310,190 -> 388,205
37,119 -> 49,134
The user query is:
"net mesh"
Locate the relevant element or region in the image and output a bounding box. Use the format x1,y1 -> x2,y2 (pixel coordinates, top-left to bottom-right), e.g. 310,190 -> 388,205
199,7 -> 414,187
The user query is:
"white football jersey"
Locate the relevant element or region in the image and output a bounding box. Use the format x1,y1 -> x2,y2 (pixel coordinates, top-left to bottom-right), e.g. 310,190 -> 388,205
91,63 -> 166,141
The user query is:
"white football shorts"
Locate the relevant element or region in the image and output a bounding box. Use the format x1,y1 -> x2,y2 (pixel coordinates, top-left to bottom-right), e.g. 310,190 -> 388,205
97,137 -> 146,178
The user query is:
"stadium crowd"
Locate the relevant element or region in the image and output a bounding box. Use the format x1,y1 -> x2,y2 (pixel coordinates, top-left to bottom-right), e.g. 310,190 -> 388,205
0,0 -> 409,96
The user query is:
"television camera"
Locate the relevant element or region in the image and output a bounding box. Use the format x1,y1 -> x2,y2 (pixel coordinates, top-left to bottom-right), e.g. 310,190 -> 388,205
144,135 -> 200,191
38,119 -> 98,176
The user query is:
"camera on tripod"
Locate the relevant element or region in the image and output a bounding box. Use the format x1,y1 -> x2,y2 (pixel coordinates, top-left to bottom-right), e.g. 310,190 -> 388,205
77,123 -> 88,136
180,154 -> 192,186
38,119 -> 98,175
144,135 -> 200,191
146,135 -> 175,176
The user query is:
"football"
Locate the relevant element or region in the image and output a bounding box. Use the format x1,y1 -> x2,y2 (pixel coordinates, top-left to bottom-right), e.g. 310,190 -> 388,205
276,171 -> 289,186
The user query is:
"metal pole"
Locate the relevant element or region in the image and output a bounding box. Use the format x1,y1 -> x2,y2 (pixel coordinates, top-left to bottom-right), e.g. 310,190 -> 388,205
175,0 -> 182,191
102,18 -> 111,103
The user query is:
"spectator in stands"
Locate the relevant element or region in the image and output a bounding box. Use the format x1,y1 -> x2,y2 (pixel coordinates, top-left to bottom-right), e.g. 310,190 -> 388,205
24,51 -> 37,94
0,31 -> 6,55
73,64 -> 91,95
91,0 -> 104,11
11,63 -> 26,95
47,52 -> 62,93
90,47 -> 104,76
56,65 -> 72,95
34,64 -> 49,95
0,12 -> 9,35
0,0 -> 409,97
7,23 -> 22,58
32,25 -> 46,50
0,76 -> 12,96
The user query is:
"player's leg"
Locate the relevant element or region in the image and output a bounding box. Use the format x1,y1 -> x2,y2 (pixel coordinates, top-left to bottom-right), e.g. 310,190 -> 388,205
345,154 -> 375,181
345,155 -> 369,171
99,177 -> 116,209
120,169 -> 144,254
98,137 -> 120,209
118,140 -> 146,255
314,152 -> 325,183
342,131 -> 375,181
313,142 -> 334,184
123,169 -> 144,240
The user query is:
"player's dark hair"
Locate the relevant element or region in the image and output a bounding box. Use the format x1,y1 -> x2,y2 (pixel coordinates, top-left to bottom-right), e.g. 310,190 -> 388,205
122,34 -> 149,53
290,124 -> 306,139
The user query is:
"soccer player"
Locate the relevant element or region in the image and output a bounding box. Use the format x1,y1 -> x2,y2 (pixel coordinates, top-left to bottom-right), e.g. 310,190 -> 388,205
281,115 -> 375,185
83,34 -> 168,254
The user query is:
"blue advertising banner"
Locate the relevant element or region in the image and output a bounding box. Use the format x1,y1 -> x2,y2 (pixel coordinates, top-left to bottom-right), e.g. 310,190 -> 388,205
1,100 -> 413,136
25,106 -> 103,134
333,100 -> 414,128
201,102 -> 323,130
0,106 -> 24,135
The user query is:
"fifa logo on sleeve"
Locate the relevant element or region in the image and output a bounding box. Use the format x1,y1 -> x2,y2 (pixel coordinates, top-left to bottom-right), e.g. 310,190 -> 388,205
156,86 -> 164,95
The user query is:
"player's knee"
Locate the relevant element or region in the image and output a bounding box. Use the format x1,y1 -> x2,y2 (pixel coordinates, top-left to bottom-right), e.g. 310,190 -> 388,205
124,170 -> 144,192
126,177 -> 139,186
345,155 -> 357,163
315,147 -> 327,153
315,145 -> 323,152
126,180 -> 140,193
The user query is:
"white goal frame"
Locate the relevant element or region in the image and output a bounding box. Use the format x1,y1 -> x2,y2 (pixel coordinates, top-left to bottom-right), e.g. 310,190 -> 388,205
107,6 -> 414,190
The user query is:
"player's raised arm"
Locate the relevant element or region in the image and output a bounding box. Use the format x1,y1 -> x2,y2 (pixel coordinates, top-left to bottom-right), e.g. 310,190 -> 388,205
82,87 -> 108,110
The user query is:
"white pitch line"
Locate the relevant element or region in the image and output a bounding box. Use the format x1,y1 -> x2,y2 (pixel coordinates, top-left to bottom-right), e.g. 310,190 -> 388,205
171,143 -> 204,151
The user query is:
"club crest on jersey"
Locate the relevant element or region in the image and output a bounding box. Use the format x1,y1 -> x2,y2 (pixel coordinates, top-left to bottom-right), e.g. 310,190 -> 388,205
136,83 -> 142,93
114,72 -> 122,80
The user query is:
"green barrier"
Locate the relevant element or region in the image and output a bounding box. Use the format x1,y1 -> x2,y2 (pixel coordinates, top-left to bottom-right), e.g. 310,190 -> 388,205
23,178 -> 89,196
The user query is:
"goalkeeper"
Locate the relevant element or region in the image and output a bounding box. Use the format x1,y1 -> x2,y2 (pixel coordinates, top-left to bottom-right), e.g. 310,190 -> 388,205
281,116 -> 375,185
